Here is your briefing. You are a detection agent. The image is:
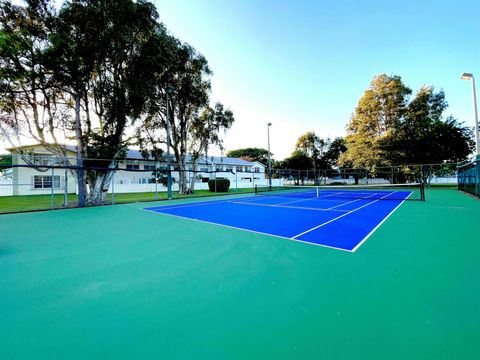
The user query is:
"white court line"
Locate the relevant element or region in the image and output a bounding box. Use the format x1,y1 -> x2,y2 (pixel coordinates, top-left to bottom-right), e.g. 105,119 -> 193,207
231,200 -> 349,212
291,191 -> 397,239
350,192 -> 412,252
254,193 -> 347,203
143,207 -> 353,252
275,197 -> 321,206
324,192 -> 380,210
145,200 -> 228,211
318,192 -> 344,199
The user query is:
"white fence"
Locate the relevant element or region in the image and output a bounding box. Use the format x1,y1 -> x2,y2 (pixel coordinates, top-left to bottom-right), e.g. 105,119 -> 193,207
106,179 -> 283,194
0,177 -> 13,196
428,176 -> 457,184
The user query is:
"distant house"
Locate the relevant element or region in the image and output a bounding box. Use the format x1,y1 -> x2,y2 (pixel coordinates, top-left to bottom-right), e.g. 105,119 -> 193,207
6,144 -> 267,195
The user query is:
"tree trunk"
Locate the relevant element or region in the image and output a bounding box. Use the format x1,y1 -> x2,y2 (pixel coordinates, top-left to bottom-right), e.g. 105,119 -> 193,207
188,162 -> 198,193
74,94 -> 86,207
86,171 -> 113,204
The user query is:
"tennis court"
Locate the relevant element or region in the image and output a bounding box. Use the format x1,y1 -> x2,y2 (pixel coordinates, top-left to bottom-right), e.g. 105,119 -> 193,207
1,188 -> 479,359
145,184 -> 423,251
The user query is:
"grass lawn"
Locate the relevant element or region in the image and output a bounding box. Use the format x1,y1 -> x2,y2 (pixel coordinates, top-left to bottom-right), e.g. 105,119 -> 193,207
0,188 -> 254,213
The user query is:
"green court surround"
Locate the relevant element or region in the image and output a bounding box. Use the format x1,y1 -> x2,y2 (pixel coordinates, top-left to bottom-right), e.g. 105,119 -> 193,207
1,189 -> 479,359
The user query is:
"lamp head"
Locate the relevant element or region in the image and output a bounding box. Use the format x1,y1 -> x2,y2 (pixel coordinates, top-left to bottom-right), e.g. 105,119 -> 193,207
268,122 -> 272,126
461,73 -> 474,80
166,86 -> 175,94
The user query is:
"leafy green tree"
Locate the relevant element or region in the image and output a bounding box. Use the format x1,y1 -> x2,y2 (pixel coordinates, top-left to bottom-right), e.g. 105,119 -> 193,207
278,151 -> 312,184
226,148 -> 270,164
323,137 -> 347,168
0,1 -> 72,159
50,0 -> 165,203
137,40 -> 234,194
1,0 -> 210,203
0,154 -> 12,167
188,103 -> 234,192
394,86 -> 474,164
293,133 -> 347,172
340,75 -> 474,176
295,131 -> 324,172
339,74 -> 411,170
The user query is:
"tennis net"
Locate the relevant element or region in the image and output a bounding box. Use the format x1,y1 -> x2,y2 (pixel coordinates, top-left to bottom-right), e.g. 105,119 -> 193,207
254,183 -> 425,201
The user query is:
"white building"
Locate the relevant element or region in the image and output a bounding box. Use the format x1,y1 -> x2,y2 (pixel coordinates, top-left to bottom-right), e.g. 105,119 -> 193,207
5,144 -> 269,195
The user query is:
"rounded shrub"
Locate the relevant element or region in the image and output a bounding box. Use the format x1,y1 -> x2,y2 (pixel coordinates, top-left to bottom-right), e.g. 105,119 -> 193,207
208,178 -> 230,192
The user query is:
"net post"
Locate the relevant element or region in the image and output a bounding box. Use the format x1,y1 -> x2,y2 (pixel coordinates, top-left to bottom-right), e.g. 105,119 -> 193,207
421,181 -> 426,202
316,186 -> 319,198
254,184 -> 258,195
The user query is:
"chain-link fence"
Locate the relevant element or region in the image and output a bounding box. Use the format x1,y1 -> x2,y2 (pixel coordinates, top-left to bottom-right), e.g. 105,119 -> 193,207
0,154 -> 285,214
271,163 -> 458,187
0,153 -> 460,214
458,157 -> 480,198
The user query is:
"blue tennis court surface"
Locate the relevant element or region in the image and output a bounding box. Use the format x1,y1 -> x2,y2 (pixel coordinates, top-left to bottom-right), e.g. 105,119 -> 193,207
144,189 -> 412,252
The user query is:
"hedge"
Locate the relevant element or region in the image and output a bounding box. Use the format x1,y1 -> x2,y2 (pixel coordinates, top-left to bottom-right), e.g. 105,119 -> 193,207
208,178 -> 230,192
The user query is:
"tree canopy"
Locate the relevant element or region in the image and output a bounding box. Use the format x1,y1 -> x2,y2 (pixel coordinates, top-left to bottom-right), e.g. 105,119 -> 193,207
339,74 -> 474,171
0,0 -> 235,201
225,148 -> 270,164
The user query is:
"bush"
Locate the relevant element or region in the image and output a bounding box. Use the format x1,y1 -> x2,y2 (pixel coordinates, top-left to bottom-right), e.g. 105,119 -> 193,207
208,178 -> 230,192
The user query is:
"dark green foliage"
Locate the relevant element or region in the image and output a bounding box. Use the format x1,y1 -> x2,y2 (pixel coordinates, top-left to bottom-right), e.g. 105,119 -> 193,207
0,0 -> 233,202
226,148 -> 270,164
0,154 -> 12,166
280,151 -> 312,170
340,75 -> 474,170
208,178 -> 230,192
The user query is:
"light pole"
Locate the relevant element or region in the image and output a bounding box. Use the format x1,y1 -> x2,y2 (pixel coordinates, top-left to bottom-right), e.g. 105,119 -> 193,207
461,73 -> 479,155
267,122 -> 272,189
166,86 -> 174,200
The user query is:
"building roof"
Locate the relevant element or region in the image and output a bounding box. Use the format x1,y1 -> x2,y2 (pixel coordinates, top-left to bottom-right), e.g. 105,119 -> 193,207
6,144 -> 265,167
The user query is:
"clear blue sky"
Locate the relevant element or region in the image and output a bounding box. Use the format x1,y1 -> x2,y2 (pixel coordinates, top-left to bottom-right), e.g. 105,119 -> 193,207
154,0 -> 480,159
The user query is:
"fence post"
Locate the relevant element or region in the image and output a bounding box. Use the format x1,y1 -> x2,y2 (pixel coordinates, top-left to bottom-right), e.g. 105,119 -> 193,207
155,161 -> 159,201
51,156 -> 55,210
64,168 -> 68,207
475,155 -> 480,196
111,160 -> 115,205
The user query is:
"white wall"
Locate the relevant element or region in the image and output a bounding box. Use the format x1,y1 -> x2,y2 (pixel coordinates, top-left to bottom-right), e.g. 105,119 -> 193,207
0,177 -> 13,196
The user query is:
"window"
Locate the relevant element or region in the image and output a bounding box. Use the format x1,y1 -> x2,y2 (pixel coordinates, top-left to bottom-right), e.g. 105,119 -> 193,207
33,175 -> 61,189
200,167 -> 209,172
236,166 -> 243,172
215,166 -> 223,172
143,164 -> 156,171
126,164 -> 140,170
254,167 -> 260,173
32,154 -> 52,166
